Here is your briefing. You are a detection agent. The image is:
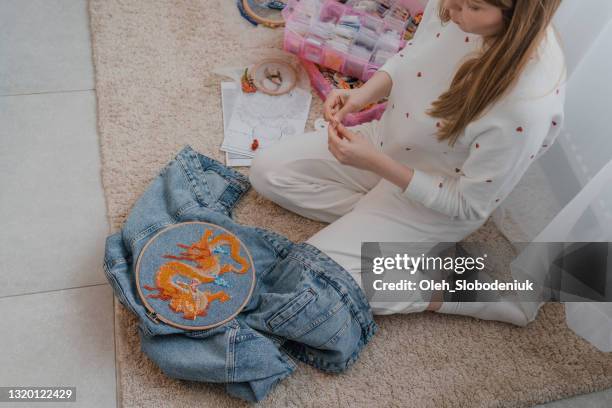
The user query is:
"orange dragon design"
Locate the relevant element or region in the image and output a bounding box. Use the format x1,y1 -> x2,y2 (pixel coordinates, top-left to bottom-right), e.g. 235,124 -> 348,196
143,228 -> 250,320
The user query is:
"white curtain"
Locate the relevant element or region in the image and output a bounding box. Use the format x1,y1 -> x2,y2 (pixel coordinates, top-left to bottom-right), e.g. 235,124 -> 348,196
493,0 -> 612,350
510,159 -> 612,351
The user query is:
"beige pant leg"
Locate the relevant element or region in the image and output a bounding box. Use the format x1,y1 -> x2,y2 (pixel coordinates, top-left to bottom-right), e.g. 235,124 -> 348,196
249,120 -> 383,223
305,178 -> 483,315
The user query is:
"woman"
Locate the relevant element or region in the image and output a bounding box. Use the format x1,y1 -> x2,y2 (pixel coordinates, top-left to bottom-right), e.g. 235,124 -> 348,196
249,0 -> 566,326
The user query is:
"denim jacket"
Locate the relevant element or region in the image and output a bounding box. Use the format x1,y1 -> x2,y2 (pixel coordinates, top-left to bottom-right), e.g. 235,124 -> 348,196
103,145 -> 378,402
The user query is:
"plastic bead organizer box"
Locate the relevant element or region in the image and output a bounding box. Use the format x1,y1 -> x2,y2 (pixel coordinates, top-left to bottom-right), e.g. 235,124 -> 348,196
282,0 -> 425,81
281,0 -> 424,125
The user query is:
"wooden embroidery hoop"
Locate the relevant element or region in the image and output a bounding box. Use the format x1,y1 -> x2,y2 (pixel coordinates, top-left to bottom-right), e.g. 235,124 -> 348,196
241,0 -> 286,28
250,58 -> 298,96
134,221 -> 256,331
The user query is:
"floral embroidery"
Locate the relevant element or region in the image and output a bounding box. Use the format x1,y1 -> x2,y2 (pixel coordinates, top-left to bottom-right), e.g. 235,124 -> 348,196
495,198 -> 500,202
438,182 -> 443,188
552,121 -> 557,126
436,33 -> 440,38
436,122 -> 441,128
486,179 -> 492,183
475,143 -> 480,149
417,71 -> 422,77
465,36 -> 470,43
405,147 -> 412,151
516,127 -> 524,133
530,154 -> 535,159
455,168 -> 461,173
406,112 -> 410,118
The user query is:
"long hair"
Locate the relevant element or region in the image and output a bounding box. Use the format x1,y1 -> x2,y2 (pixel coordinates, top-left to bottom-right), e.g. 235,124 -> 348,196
428,0 -> 563,147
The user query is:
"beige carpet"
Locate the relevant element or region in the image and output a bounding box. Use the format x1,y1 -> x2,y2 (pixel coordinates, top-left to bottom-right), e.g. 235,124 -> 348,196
89,1 -> 612,406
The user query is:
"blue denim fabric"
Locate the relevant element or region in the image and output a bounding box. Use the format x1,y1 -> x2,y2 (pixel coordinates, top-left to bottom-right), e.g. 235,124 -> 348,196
103,145 -> 378,402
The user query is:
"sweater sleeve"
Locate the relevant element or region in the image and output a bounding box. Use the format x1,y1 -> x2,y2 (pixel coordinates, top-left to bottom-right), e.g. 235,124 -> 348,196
401,102 -> 564,221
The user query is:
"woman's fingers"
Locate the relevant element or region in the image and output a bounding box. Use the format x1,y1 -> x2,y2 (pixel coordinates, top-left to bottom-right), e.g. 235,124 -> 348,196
325,91 -> 353,124
324,93 -> 342,122
333,102 -> 352,124
328,122 -> 341,145
336,123 -> 350,140
328,123 -> 336,143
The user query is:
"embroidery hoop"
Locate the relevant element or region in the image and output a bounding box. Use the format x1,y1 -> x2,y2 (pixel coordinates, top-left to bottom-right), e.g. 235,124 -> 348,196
241,0 -> 286,28
250,58 -> 298,96
134,221 -> 256,331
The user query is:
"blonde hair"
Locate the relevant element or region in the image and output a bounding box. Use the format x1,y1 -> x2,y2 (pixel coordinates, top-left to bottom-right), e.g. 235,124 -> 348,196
428,0 -> 563,146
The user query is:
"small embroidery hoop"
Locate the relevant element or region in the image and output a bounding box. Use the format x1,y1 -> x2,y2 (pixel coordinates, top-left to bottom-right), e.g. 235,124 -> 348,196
241,0 -> 286,28
250,58 -> 298,96
134,221 -> 256,331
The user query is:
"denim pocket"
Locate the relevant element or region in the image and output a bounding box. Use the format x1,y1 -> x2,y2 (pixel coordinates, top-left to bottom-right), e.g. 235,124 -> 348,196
295,300 -> 355,349
291,298 -> 347,339
266,288 -> 317,330
315,314 -> 352,349
264,287 -> 355,351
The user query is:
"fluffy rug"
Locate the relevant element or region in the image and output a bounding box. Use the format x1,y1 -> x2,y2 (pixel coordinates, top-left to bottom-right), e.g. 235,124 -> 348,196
88,1 -> 612,406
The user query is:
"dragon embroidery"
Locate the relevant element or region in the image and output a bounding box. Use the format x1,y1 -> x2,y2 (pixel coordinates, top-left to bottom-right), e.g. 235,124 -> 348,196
143,228 -> 250,320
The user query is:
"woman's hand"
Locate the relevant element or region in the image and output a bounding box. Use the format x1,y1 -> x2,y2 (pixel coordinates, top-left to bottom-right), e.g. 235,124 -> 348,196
323,89 -> 365,125
323,71 -> 394,125
328,121 -> 415,190
327,122 -> 382,172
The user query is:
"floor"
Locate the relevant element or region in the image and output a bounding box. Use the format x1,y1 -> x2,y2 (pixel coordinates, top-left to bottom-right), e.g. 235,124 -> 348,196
0,0 -> 114,407
0,1 -> 609,407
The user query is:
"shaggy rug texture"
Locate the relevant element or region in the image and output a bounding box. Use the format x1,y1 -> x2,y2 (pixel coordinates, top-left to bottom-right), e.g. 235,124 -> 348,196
88,1 -> 612,406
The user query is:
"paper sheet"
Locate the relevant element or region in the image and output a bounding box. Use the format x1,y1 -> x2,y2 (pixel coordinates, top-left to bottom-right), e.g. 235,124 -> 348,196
220,82 -> 312,159
221,82 -> 252,166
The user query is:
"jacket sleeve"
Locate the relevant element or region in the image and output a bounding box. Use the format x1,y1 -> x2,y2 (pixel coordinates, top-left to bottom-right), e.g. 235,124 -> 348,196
400,102 -> 564,221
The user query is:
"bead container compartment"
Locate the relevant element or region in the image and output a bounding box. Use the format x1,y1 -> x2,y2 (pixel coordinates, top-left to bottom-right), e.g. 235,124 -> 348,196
282,0 -> 425,81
